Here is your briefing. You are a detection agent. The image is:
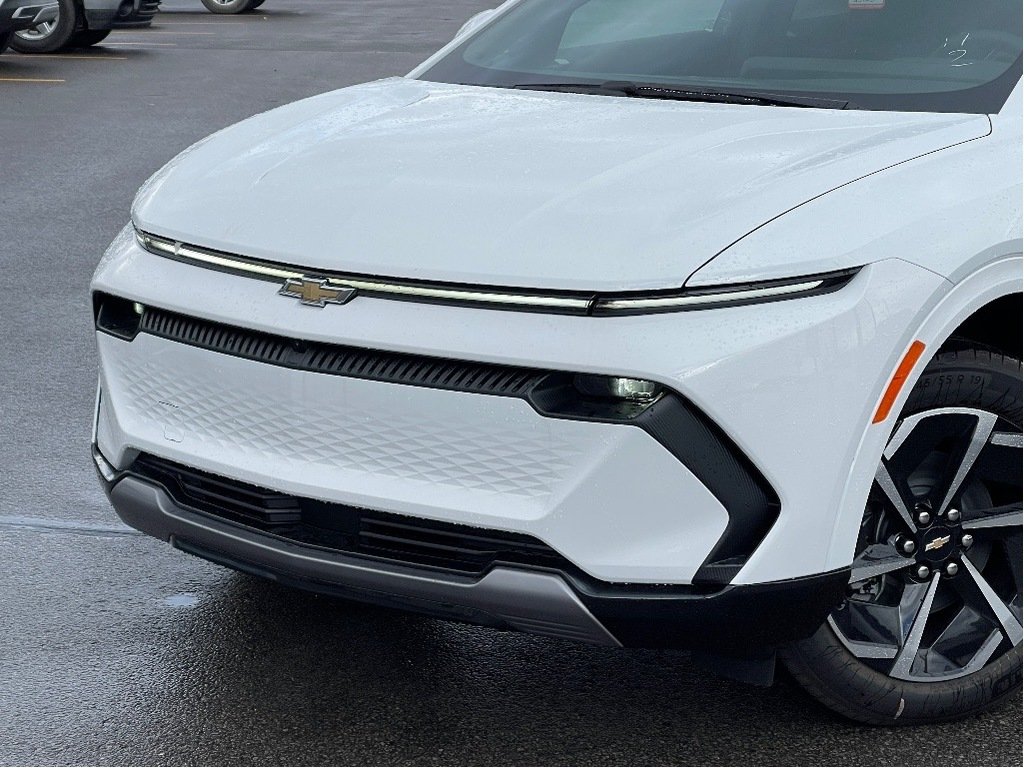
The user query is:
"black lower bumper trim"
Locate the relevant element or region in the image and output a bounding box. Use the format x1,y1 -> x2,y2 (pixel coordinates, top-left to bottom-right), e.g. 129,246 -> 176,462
576,570 -> 849,653
173,537 -> 518,632
97,450 -> 848,654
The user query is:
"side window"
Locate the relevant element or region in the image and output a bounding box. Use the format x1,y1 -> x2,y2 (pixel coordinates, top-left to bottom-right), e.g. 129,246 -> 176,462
560,0 -> 726,50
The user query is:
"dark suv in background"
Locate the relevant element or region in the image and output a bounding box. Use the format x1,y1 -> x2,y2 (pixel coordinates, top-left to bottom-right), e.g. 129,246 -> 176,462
9,0 -> 158,52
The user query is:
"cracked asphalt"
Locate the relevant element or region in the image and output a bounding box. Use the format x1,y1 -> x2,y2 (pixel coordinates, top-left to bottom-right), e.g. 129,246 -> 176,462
1,1 -> 1021,764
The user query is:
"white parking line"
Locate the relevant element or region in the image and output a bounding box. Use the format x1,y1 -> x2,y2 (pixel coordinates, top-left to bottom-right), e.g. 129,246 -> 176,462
112,29 -> 217,35
14,54 -> 127,60
0,77 -> 65,83
152,18 -> 268,24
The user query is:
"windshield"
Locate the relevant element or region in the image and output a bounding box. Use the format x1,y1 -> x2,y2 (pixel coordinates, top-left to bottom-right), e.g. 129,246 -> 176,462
420,0 -> 1023,112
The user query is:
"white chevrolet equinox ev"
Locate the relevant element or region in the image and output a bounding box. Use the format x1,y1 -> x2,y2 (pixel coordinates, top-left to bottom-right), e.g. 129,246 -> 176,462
91,0 -> 1022,725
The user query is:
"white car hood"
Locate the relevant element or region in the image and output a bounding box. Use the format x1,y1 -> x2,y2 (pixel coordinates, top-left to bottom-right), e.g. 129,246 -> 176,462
134,78 -> 989,292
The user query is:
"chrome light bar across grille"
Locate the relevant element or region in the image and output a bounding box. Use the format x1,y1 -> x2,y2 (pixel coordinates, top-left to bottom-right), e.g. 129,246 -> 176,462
136,229 -> 858,316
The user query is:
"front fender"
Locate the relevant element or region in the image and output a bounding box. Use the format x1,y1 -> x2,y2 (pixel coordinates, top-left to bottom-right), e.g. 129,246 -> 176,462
826,256 -> 1023,572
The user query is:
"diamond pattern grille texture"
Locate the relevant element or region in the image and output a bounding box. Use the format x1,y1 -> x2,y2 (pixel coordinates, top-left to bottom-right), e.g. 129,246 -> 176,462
115,354 -> 584,498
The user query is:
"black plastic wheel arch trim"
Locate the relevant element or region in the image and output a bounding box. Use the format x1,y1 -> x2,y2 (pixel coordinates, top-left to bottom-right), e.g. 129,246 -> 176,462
94,295 -> 781,585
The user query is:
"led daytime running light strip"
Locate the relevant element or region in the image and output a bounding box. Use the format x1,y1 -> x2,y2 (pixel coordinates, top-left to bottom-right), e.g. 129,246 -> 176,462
594,279 -> 825,311
138,231 -> 591,312
136,229 -> 853,315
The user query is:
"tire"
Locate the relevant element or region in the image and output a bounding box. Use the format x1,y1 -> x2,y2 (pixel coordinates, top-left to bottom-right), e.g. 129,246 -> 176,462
249,0 -> 265,8
0,31 -> 11,54
200,0 -> 254,13
70,29 -> 111,47
783,347 -> 1023,725
8,0 -> 80,53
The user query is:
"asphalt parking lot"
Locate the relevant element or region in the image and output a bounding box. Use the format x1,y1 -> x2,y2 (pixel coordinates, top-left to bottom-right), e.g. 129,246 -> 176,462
1,1 -> 1022,764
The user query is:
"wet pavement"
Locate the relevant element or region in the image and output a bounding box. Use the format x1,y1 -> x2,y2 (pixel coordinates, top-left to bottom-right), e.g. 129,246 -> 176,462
1,1 -> 1022,764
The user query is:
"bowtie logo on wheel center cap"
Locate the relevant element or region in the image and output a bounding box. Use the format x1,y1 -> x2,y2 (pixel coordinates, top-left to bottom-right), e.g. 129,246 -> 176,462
920,525 -> 956,563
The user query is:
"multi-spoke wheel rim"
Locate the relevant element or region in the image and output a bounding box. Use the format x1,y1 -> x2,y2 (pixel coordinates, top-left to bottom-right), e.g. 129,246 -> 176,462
16,18 -> 57,40
831,407 -> 1022,682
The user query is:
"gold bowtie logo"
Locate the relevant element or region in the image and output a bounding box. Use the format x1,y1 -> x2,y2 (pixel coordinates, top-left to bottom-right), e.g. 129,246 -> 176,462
279,277 -> 356,308
924,534 -> 951,552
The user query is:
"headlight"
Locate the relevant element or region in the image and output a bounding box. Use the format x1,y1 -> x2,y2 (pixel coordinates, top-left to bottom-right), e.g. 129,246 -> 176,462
574,374 -> 663,403
93,293 -> 144,341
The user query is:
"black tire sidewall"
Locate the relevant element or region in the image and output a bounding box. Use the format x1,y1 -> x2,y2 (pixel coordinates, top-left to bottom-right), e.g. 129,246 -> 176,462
786,616 -> 1022,725
783,348 -> 1023,725
9,0 -> 79,53
201,0 -> 254,13
904,348 -> 1023,425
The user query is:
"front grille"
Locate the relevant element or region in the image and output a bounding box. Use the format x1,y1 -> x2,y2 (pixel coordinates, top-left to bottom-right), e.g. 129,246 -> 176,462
95,292 -> 783,587
137,306 -> 546,398
131,454 -> 568,577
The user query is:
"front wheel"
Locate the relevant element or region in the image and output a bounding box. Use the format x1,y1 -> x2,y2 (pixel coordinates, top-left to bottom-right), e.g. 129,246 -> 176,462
8,0 -> 79,53
200,0 -> 253,13
784,347 -> 1022,724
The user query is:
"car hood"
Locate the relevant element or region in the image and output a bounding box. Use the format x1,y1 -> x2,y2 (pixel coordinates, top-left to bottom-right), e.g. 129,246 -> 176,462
134,78 -> 989,292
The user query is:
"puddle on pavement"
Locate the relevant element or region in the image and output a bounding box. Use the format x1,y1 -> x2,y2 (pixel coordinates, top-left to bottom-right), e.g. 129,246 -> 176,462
164,593 -> 201,608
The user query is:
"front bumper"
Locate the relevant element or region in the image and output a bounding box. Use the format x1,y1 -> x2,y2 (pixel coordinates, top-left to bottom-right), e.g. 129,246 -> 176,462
94,325 -> 737,586
0,0 -> 58,33
96,447 -> 849,653
84,0 -> 159,31
92,227 -> 949,586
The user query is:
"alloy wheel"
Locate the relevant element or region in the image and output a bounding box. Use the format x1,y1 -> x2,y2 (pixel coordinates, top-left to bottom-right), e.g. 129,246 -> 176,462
16,18 -> 57,40
830,407 -> 1022,682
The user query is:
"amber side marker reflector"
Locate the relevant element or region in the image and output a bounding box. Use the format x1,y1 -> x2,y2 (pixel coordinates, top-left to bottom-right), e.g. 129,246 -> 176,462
873,340 -> 927,424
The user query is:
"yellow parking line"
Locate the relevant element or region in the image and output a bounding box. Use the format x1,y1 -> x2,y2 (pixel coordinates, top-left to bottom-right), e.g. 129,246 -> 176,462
0,77 -> 65,83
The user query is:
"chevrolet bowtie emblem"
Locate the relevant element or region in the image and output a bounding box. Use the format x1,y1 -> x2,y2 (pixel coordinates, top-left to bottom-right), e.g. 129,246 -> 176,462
924,534 -> 951,552
279,277 -> 357,308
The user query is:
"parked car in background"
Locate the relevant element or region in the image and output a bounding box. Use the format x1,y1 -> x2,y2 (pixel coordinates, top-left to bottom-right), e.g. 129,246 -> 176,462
200,0 -> 263,14
0,0 -> 56,52
9,0 -> 158,52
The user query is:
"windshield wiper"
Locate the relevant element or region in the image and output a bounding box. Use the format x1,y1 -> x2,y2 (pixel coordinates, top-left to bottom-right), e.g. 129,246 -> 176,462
510,81 -> 852,109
